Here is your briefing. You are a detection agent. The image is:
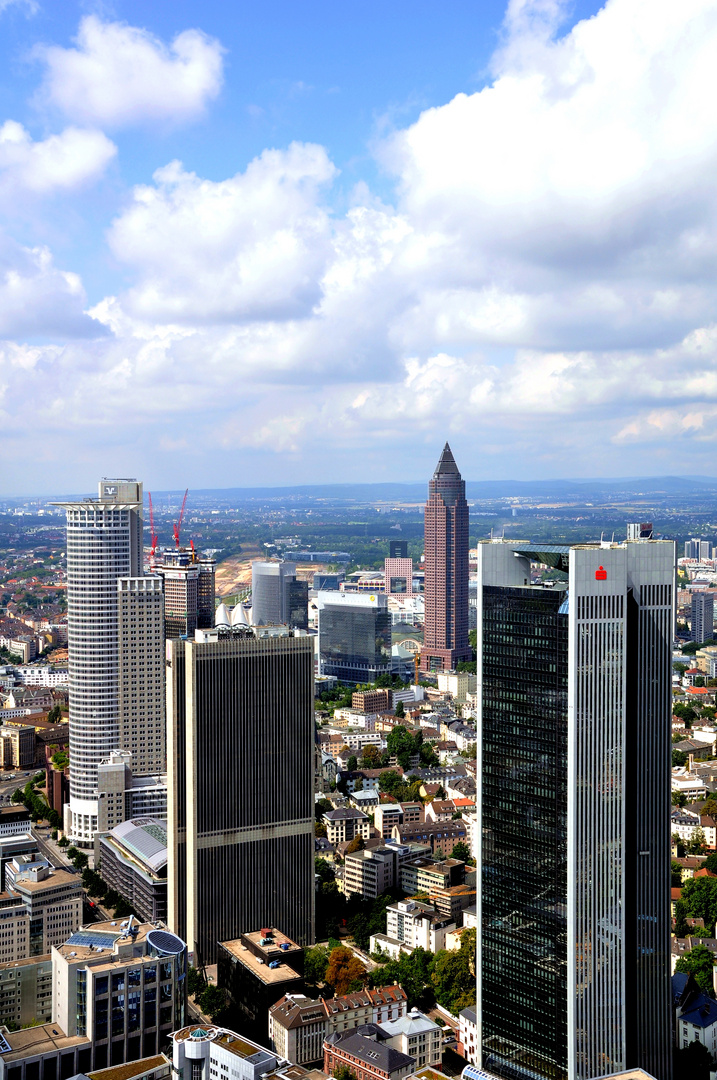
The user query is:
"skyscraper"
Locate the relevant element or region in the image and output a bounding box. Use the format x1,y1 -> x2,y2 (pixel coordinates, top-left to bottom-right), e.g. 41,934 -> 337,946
252,561 -> 309,629
385,540 -> 413,597
420,444 -> 471,672
154,549 -> 216,638
317,591 -> 392,685
476,538 -> 675,1080
166,625 -> 315,966
691,590 -> 714,643
53,480 -> 165,846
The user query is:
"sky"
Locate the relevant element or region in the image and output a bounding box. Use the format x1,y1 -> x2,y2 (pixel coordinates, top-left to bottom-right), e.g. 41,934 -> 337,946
1,0 -> 717,494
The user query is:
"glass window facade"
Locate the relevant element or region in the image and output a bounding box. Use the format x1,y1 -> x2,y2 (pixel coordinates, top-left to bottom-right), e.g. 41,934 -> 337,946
481,586 -> 568,1080
319,603 -> 392,684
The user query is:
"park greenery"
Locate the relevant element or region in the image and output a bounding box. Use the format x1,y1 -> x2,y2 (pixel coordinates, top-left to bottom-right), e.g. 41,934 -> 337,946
11,777 -> 61,829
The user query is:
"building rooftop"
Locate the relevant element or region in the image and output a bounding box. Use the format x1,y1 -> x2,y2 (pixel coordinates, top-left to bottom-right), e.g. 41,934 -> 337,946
0,1022 -> 88,1063
107,817 -> 167,874
380,1012 -> 439,1039
220,935 -> 303,986
324,808 -> 368,821
327,1029 -> 414,1073
87,1055 -> 170,1080
172,1026 -> 276,1065
55,918 -> 160,963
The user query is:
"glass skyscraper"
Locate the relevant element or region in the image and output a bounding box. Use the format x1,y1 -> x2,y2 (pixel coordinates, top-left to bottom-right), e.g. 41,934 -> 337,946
317,591 -> 392,685
476,539 -> 675,1080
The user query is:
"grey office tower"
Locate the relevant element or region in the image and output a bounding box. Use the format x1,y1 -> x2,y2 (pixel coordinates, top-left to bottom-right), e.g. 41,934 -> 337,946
475,539 -> 675,1080
166,626 -> 315,966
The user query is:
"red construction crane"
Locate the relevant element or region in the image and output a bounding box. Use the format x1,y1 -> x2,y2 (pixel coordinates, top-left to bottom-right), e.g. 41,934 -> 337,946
173,488 -> 189,548
148,492 -> 158,565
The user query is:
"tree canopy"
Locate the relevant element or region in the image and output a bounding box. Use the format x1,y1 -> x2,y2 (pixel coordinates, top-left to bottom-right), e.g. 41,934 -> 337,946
325,947 -> 367,996
675,944 -> 717,997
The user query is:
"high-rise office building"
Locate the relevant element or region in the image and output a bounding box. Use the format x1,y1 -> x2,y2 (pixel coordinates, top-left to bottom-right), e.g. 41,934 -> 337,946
166,625 -> 315,966
117,576 -> 165,776
684,537 -> 712,561
691,590 -> 714,643
475,538 -> 675,1080
54,480 -> 165,846
420,444 -> 471,672
317,591 -> 392,685
385,540 -> 413,598
251,561 -> 309,629
153,550 -> 216,638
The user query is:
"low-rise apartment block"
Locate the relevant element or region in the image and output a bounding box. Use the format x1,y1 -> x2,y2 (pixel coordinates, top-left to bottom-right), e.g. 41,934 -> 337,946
380,1011 -> 442,1068
324,1027 -> 414,1080
369,900 -> 455,959
323,809 -> 372,846
391,821 -> 466,858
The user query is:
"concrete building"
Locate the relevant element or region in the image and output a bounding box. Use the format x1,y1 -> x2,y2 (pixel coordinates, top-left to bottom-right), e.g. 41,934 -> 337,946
420,445 -> 471,673
475,538 -> 676,1080
435,672 -> 476,703
322,808 -> 372,847
0,809 -> 31,839
217,929 -> 304,1047
343,847 -> 404,900
95,750 -> 167,834
691,591 -> 715,643
0,835 -> 38,887
374,804 -> 403,839
352,689 -> 392,714
117,577 -> 165,777
0,866 -> 81,962
317,593 -> 392,686
53,919 -> 187,1070
171,1024 -> 278,1080
96,817 -> 167,923
0,726 -> 34,769
53,479 -> 165,846
391,821 -> 466,859
458,1008 -> 478,1065
380,1011 -> 442,1069
153,549 -> 215,639
385,541 -> 413,599
269,995 -> 329,1065
167,626 -> 315,966
369,899 -> 455,959
0,954 -> 53,1028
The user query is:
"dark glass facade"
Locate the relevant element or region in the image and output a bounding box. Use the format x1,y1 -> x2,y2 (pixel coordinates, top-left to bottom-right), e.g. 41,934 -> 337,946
319,602 -> 392,684
167,631 -> 315,966
481,586 -> 569,1080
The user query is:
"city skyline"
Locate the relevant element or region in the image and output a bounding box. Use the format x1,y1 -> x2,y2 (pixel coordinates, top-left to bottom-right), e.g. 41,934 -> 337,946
2,0 -> 717,492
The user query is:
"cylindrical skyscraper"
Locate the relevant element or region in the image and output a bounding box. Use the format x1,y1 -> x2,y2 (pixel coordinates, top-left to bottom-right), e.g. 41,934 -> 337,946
54,480 -> 145,845
420,443 -> 472,672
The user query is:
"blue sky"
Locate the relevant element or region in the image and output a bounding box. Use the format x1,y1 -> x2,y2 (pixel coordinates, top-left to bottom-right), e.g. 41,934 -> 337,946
1,0 -> 716,493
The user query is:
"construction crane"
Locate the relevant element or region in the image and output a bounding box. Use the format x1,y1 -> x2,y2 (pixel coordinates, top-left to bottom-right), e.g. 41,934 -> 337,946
148,493 -> 158,566
173,488 -> 188,548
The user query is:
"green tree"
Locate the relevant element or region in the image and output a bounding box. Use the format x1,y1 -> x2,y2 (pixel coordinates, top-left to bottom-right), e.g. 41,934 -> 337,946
333,1067 -> 357,1080
198,984 -> 227,1018
705,853 -> 717,874
672,861 -> 684,888
66,846 -> 79,862
361,745 -> 381,768
187,966 -> 205,997
347,755 -> 358,773
688,827 -> 709,855
451,842 -> 471,863
673,750 -> 688,767
703,798 -> 717,819
674,899 -> 690,938
676,1040 -> 713,1080
72,850 -> 89,870
57,836 -> 69,848
346,835 -> 365,854
304,945 -> 329,986
47,705 -> 63,724
675,944 -> 717,997
432,929 -> 476,1014
315,857 -> 335,884
315,798 -> 333,820
395,701 -> 405,718
682,877 -> 717,928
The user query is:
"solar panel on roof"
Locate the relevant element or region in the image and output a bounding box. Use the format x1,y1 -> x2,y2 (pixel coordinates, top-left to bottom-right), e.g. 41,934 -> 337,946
65,930 -> 119,949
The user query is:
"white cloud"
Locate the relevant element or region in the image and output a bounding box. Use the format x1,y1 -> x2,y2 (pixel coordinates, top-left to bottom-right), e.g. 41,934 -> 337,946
0,0 -> 37,14
36,15 -> 224,128
106,143 -> 337,323
0,121 -> 116,197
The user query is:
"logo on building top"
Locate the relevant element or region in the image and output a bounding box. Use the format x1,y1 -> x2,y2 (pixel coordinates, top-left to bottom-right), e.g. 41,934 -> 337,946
595,566 -> 607,580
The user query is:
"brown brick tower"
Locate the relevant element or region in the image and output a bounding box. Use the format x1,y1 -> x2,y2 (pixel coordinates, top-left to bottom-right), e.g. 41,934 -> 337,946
420,443 -> 472,673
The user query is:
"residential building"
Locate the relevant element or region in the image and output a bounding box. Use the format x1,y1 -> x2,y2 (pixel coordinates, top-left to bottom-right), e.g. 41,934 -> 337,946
436,672 -> 476,703
0,808 -> 31,839
153,549 -> 215,638
217,929 -> 304,1047
673,971 -> 717,1057
53,920 -> 187,1070
420,445 -> 471,673
399,803 -> 424,825
371,899 -> 454,958
251,562 -> 309,630
53,479 -> 165,846
374,804 -> 403,839
0,866 -> 82,961
96,817 -> 168,923
476,538 -> 675,1080
0,954 -> 53,1028
390,821 -> 466,858
324,1027 -> 414,1080
171,1024 -> 278,1080
317,593 -> 392,686
167,626 -> 315,966
269,987 -> 408,1065
458,1008 -> 478,1065
343,846 -> 406,900
691,591 -> 715,643
380,1011 -> 442,1069
322,808 -> 372,847
352,689 -> 392,714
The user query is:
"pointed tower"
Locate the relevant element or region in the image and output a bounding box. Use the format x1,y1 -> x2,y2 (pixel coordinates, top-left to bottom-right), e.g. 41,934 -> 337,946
420,443 -> 472,672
